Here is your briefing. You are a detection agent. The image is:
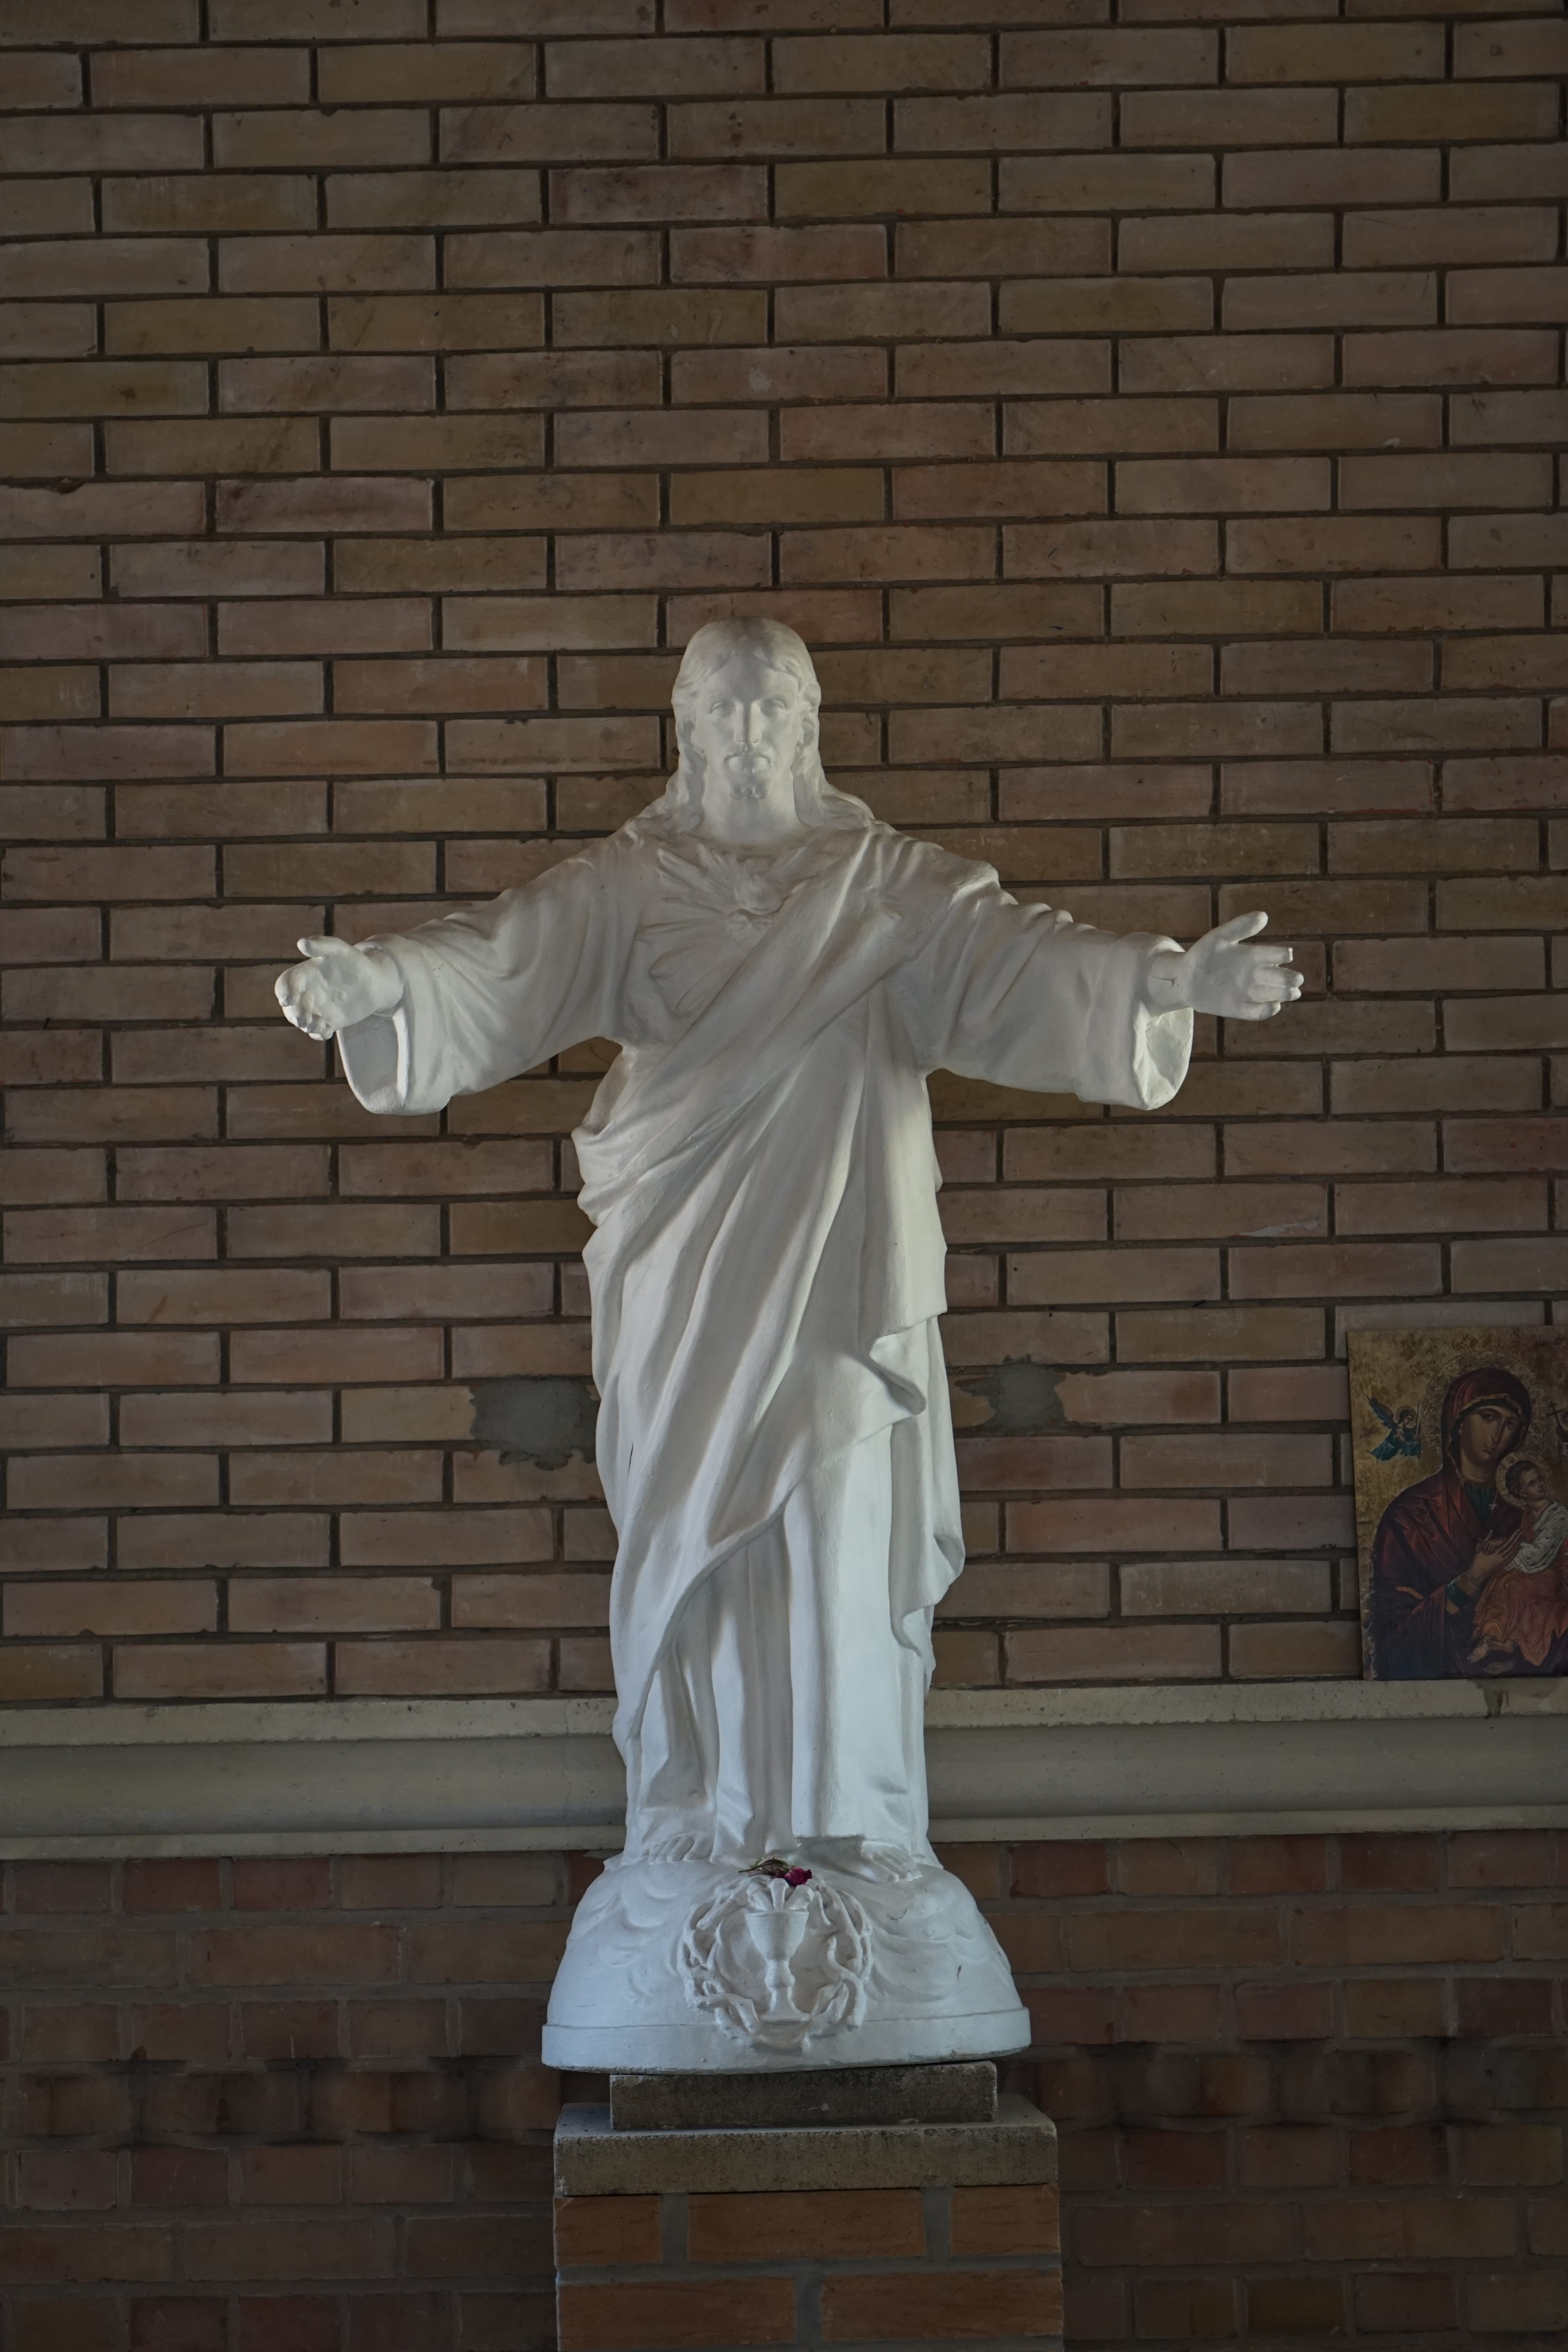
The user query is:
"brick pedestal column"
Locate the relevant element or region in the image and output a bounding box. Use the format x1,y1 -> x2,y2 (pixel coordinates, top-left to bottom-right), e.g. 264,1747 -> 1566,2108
552,2074 -> 1062,2352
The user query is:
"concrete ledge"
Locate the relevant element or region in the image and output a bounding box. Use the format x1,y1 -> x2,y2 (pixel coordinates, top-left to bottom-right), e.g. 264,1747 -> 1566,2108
554,2096 -> 1057,2196
608,2063 -> 998,2132
0,1683 -> 1564,1855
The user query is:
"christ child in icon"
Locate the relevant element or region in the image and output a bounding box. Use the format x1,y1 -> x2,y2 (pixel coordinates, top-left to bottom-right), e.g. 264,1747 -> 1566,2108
1468,1455 -> 1568,1672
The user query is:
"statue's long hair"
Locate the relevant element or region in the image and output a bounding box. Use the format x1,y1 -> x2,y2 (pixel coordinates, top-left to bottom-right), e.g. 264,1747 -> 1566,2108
645,618 -> 874,835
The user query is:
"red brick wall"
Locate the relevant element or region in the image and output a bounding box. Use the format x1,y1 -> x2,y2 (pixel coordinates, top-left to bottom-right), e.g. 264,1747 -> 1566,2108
555,2181 -> 1064,2352
0,14 -> 1563,1695
2,1831 -> 1564,2348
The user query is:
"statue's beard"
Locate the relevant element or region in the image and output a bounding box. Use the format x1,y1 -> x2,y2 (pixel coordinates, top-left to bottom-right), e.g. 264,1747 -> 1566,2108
723,755 -> 777,801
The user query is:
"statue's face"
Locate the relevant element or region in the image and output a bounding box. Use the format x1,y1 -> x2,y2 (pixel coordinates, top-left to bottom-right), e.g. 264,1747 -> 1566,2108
687,650 -> 807,813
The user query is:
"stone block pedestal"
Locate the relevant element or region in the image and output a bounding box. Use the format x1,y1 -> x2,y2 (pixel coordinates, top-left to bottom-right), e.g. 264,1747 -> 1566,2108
552,2066 -> 1062,2352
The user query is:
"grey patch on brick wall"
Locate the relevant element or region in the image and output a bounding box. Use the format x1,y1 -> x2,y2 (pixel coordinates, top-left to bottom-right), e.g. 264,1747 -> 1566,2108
469,1378 -> 599,1469
949,1361 -> 1065,1434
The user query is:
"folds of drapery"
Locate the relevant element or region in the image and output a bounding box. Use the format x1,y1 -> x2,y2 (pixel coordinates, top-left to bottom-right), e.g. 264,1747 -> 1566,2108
577,830 -> 969,1764
333,817 -> 1195,1771
1370,1468 -> 1523,1678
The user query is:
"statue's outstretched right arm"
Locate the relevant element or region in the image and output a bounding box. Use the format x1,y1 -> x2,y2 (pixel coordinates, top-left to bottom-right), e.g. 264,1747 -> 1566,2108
272,851 -> 625,1117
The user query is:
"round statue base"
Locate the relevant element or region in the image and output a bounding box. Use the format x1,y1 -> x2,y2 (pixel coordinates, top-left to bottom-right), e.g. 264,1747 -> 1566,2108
542,1851 -> 1030,2074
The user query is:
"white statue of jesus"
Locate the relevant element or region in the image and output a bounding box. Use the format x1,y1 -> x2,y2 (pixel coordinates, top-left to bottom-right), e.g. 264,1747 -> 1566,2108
278,619 -> 1300,2069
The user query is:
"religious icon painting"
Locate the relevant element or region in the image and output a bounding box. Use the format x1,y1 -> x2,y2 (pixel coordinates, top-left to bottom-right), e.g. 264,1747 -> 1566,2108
1349,1326 -> 1568,1681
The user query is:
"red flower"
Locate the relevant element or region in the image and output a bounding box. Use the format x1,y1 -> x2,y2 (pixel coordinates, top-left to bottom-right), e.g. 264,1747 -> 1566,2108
748,1856 -> 812,1886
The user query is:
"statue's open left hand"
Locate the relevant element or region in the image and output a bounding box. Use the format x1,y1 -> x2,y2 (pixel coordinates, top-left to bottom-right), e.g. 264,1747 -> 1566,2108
275,935 -> 402,1041
1146,913 -> 1303,1023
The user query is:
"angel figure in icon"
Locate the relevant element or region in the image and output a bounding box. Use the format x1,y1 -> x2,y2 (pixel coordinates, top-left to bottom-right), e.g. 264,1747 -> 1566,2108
1368,1398 -> 1421,1461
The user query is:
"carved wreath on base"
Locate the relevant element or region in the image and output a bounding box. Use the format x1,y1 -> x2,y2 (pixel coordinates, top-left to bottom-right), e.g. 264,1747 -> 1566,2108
678,1864 -> 872,2050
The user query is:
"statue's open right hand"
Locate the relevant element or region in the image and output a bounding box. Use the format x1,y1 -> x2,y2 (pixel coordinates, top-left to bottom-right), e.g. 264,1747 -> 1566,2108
275,935 -> 402,1041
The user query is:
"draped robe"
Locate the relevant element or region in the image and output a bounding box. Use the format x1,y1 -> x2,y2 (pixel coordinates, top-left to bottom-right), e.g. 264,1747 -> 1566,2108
1370,1467 -> 1528,1677
338,812 -> 1194,1859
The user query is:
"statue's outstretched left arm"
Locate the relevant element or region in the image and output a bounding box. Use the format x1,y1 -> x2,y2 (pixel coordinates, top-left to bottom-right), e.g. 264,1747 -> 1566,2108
904,859 -> 1302,1114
